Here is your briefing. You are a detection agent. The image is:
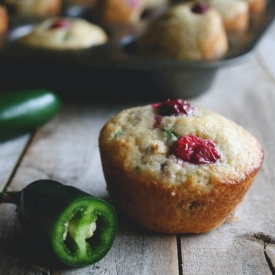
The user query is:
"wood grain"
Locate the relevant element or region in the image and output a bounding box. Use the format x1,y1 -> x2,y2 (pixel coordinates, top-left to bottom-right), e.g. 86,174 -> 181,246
257,20 -> 275,82
0,134 -> 30,191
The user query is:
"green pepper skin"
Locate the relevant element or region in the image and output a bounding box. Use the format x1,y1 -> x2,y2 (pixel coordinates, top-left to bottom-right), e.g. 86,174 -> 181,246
17,180 -> 117,266
0,89 -> 61,139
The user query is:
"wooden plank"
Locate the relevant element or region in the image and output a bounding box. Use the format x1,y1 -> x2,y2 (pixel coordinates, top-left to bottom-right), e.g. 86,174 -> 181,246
0,134 -> 30,191
266,245 -> 275,270
180,54 -> 275,273
0,203 -> 27,275
180,231 -> 272,274
0,104 -> 178,275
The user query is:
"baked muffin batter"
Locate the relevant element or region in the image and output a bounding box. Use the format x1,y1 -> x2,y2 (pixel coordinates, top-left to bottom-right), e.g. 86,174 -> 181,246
205,0 -> 249,33
19,17 -> 108,50
0,5 -> 8,34
243,0 -> 266,14
99,99 -> 264,233
93,0 -> 146,23
4,0 -> 61,16
138,1 -> 228,60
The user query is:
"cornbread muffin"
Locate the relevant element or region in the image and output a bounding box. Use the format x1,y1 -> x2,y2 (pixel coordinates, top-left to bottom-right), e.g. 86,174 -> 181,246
0,5 -> 8,34
243,0 -> 266,14
99,99 -> 264,234
205,0 -> 249,33
4,0 -> 61,16
138,1 -> 228,60
93,0 -> 146,24
19,17 -> 108,50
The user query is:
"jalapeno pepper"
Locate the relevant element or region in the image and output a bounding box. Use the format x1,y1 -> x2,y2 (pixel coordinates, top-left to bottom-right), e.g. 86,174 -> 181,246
0,180 -> 117,266
0,89 -> 61,140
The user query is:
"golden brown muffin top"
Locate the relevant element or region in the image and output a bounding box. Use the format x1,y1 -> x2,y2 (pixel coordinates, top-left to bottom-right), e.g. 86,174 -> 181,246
205,0 -> 248,20
19,17 -> 108,50
138,1 -> 228,60
99,102 -> 263,191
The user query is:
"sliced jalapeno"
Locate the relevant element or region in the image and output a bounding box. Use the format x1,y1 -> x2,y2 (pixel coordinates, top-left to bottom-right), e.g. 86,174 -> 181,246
0,180 -> 117,266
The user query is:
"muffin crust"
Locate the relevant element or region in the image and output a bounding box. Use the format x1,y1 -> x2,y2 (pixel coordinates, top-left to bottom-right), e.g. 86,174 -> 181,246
19,17 -> 108,50
138,2 -> 228,60
99,103 -> 264,234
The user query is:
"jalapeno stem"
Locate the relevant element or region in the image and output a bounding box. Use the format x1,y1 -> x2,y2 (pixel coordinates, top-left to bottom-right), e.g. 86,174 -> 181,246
0,191 -> 21,205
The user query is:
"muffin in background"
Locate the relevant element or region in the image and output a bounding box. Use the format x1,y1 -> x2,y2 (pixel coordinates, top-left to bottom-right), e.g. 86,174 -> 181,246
204,0 -> 249,33
19,17 -> 108,50
99,99 -> 264,234
4,0 -> 62,17
243,0 -> 266,14
138,1 -> 228,60
0,5 -> 8,34
93,0 -> 146,24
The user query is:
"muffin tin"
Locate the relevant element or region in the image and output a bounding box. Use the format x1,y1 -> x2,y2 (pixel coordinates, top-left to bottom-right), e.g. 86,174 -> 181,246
0,1 -> 275,100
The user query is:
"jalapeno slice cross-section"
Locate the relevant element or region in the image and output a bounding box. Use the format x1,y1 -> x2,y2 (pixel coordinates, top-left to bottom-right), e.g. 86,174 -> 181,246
0,180 -> 117,266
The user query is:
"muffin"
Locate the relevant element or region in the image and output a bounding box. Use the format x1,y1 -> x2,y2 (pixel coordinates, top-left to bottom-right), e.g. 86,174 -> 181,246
4,0 -> 61,16
243,0 -> 266,14
93,0 -> 146,24
0,5 -> 8,34
138,1 -> 228,60
204,0 -> 249,33
99,99 -> 264,234
19,17 -> 108,50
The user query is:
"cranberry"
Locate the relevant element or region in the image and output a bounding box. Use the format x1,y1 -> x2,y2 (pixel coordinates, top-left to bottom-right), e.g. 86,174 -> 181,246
191,2 -> 209,14
50,19 -> 70,29
172,135 -> 220,164
153,99 -> 194,116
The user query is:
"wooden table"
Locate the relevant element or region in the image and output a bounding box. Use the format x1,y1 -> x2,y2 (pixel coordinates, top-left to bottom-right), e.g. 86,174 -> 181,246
1,20 -> 275,275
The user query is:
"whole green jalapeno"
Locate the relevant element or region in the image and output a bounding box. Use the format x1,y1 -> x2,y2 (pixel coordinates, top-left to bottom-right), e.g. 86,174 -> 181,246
0,89 -> 61,139
0,180 -> 118,266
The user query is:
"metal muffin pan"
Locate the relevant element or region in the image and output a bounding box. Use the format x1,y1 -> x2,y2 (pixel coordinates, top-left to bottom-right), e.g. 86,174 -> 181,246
0,1 -> 275,100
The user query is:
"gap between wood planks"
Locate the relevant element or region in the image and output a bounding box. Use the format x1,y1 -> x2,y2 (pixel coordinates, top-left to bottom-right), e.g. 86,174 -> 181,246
252,232 -> 275,274
1,133 -> 35,192
176,232 -> 275,275
177,235 -> 183,275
